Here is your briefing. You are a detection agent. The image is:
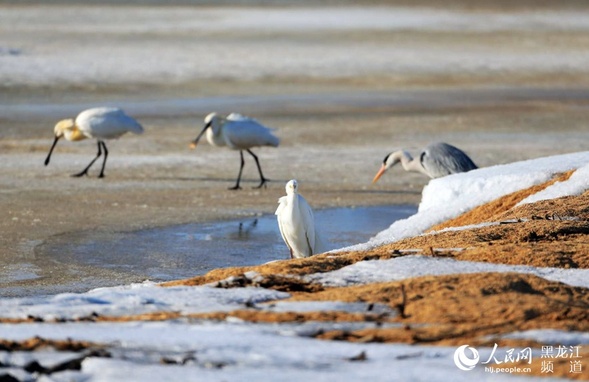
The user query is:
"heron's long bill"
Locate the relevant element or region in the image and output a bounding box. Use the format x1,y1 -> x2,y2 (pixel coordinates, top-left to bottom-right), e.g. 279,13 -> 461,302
372,164 -> 387,184
44,136 -> 60,166
190,124 -> 209,149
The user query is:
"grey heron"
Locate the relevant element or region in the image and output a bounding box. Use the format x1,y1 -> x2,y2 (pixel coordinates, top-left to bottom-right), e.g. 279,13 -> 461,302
373,142 -> 478,182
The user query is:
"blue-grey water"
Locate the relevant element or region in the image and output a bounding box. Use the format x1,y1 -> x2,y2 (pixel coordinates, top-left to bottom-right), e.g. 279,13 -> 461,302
37,205 -> 416,282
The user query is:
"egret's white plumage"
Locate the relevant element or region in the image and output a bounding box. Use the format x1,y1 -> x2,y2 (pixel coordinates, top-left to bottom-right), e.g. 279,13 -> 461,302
44,107 -> 143,178
191,112 -> 279,189
275,180 -> 327,259
372,142 -> 477,182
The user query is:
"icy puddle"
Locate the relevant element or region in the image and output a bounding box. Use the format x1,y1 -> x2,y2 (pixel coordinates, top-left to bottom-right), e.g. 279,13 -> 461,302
37,205 -> 416,282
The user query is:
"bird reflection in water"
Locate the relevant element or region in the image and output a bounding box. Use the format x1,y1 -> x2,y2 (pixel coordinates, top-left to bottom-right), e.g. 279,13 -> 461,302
233,218 -> 259,240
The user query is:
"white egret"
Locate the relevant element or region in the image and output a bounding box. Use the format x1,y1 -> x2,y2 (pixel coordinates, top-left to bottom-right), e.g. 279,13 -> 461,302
190,112 -> 279,190
275,179 -> 328,259
44,107 -> 143,178
372,142 -> 477,182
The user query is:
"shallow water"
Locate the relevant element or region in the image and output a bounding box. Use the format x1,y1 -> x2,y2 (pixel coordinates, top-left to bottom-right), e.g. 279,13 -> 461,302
36,205 -> 416,283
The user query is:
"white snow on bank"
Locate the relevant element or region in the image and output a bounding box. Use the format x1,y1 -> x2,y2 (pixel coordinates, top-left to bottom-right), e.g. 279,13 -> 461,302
306,255 -> 589,289
343,152 -> 589,250
12,254 -> 589,321
0,322 -> 556,382
0,282 -> 289,320
263,300 -> 394,315
518,162 -> 589,205
501,330 -> 589,346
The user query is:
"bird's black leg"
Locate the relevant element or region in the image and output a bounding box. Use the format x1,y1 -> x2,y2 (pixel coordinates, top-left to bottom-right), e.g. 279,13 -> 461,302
246,149 -> 268,189
98,141 -> 108,178
72,140 -> 102,177
229,150 -> 245,190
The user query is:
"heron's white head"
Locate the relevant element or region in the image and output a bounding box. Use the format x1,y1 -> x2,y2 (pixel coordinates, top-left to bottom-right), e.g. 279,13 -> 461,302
285,179 -> 298,195
372,151 -> 408,184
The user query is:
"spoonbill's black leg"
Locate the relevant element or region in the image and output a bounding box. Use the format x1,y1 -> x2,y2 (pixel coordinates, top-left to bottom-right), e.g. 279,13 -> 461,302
247,149 -> 269,189
97,141 -> 108,178
229,150 -> 245,190
72,140 -> 103,178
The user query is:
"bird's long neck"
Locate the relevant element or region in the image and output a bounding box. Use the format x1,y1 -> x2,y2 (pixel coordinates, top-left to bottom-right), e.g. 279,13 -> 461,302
64,126 -> 86,142
286,192 -> 301,211
205,121 -> 226,147
55,119 -> 87,142
395,150 -> 428,175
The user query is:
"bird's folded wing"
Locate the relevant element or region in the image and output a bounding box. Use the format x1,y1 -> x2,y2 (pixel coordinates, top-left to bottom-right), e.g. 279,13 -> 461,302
298,196 -> 316,254
275,196 -> 288,215
77,108 -> 143,138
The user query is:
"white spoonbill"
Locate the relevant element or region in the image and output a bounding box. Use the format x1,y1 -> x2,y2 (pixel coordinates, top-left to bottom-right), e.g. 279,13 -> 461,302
275,179 -> 328,259
190,112 -> 279,190
372,142 -> 477,183
44,107 -> 144,178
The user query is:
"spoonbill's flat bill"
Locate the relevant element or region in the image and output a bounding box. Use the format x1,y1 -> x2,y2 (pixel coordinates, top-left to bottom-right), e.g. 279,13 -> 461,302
44,107 -> 143,178
190,112 -> 279,190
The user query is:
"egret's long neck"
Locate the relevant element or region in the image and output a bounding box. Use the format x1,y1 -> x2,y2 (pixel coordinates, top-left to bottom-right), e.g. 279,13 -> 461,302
395,151 -> 427,175
286,191 -> 299,208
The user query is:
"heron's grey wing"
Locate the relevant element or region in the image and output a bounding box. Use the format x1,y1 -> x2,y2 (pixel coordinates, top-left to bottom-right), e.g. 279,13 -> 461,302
422,142 -> 477,178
